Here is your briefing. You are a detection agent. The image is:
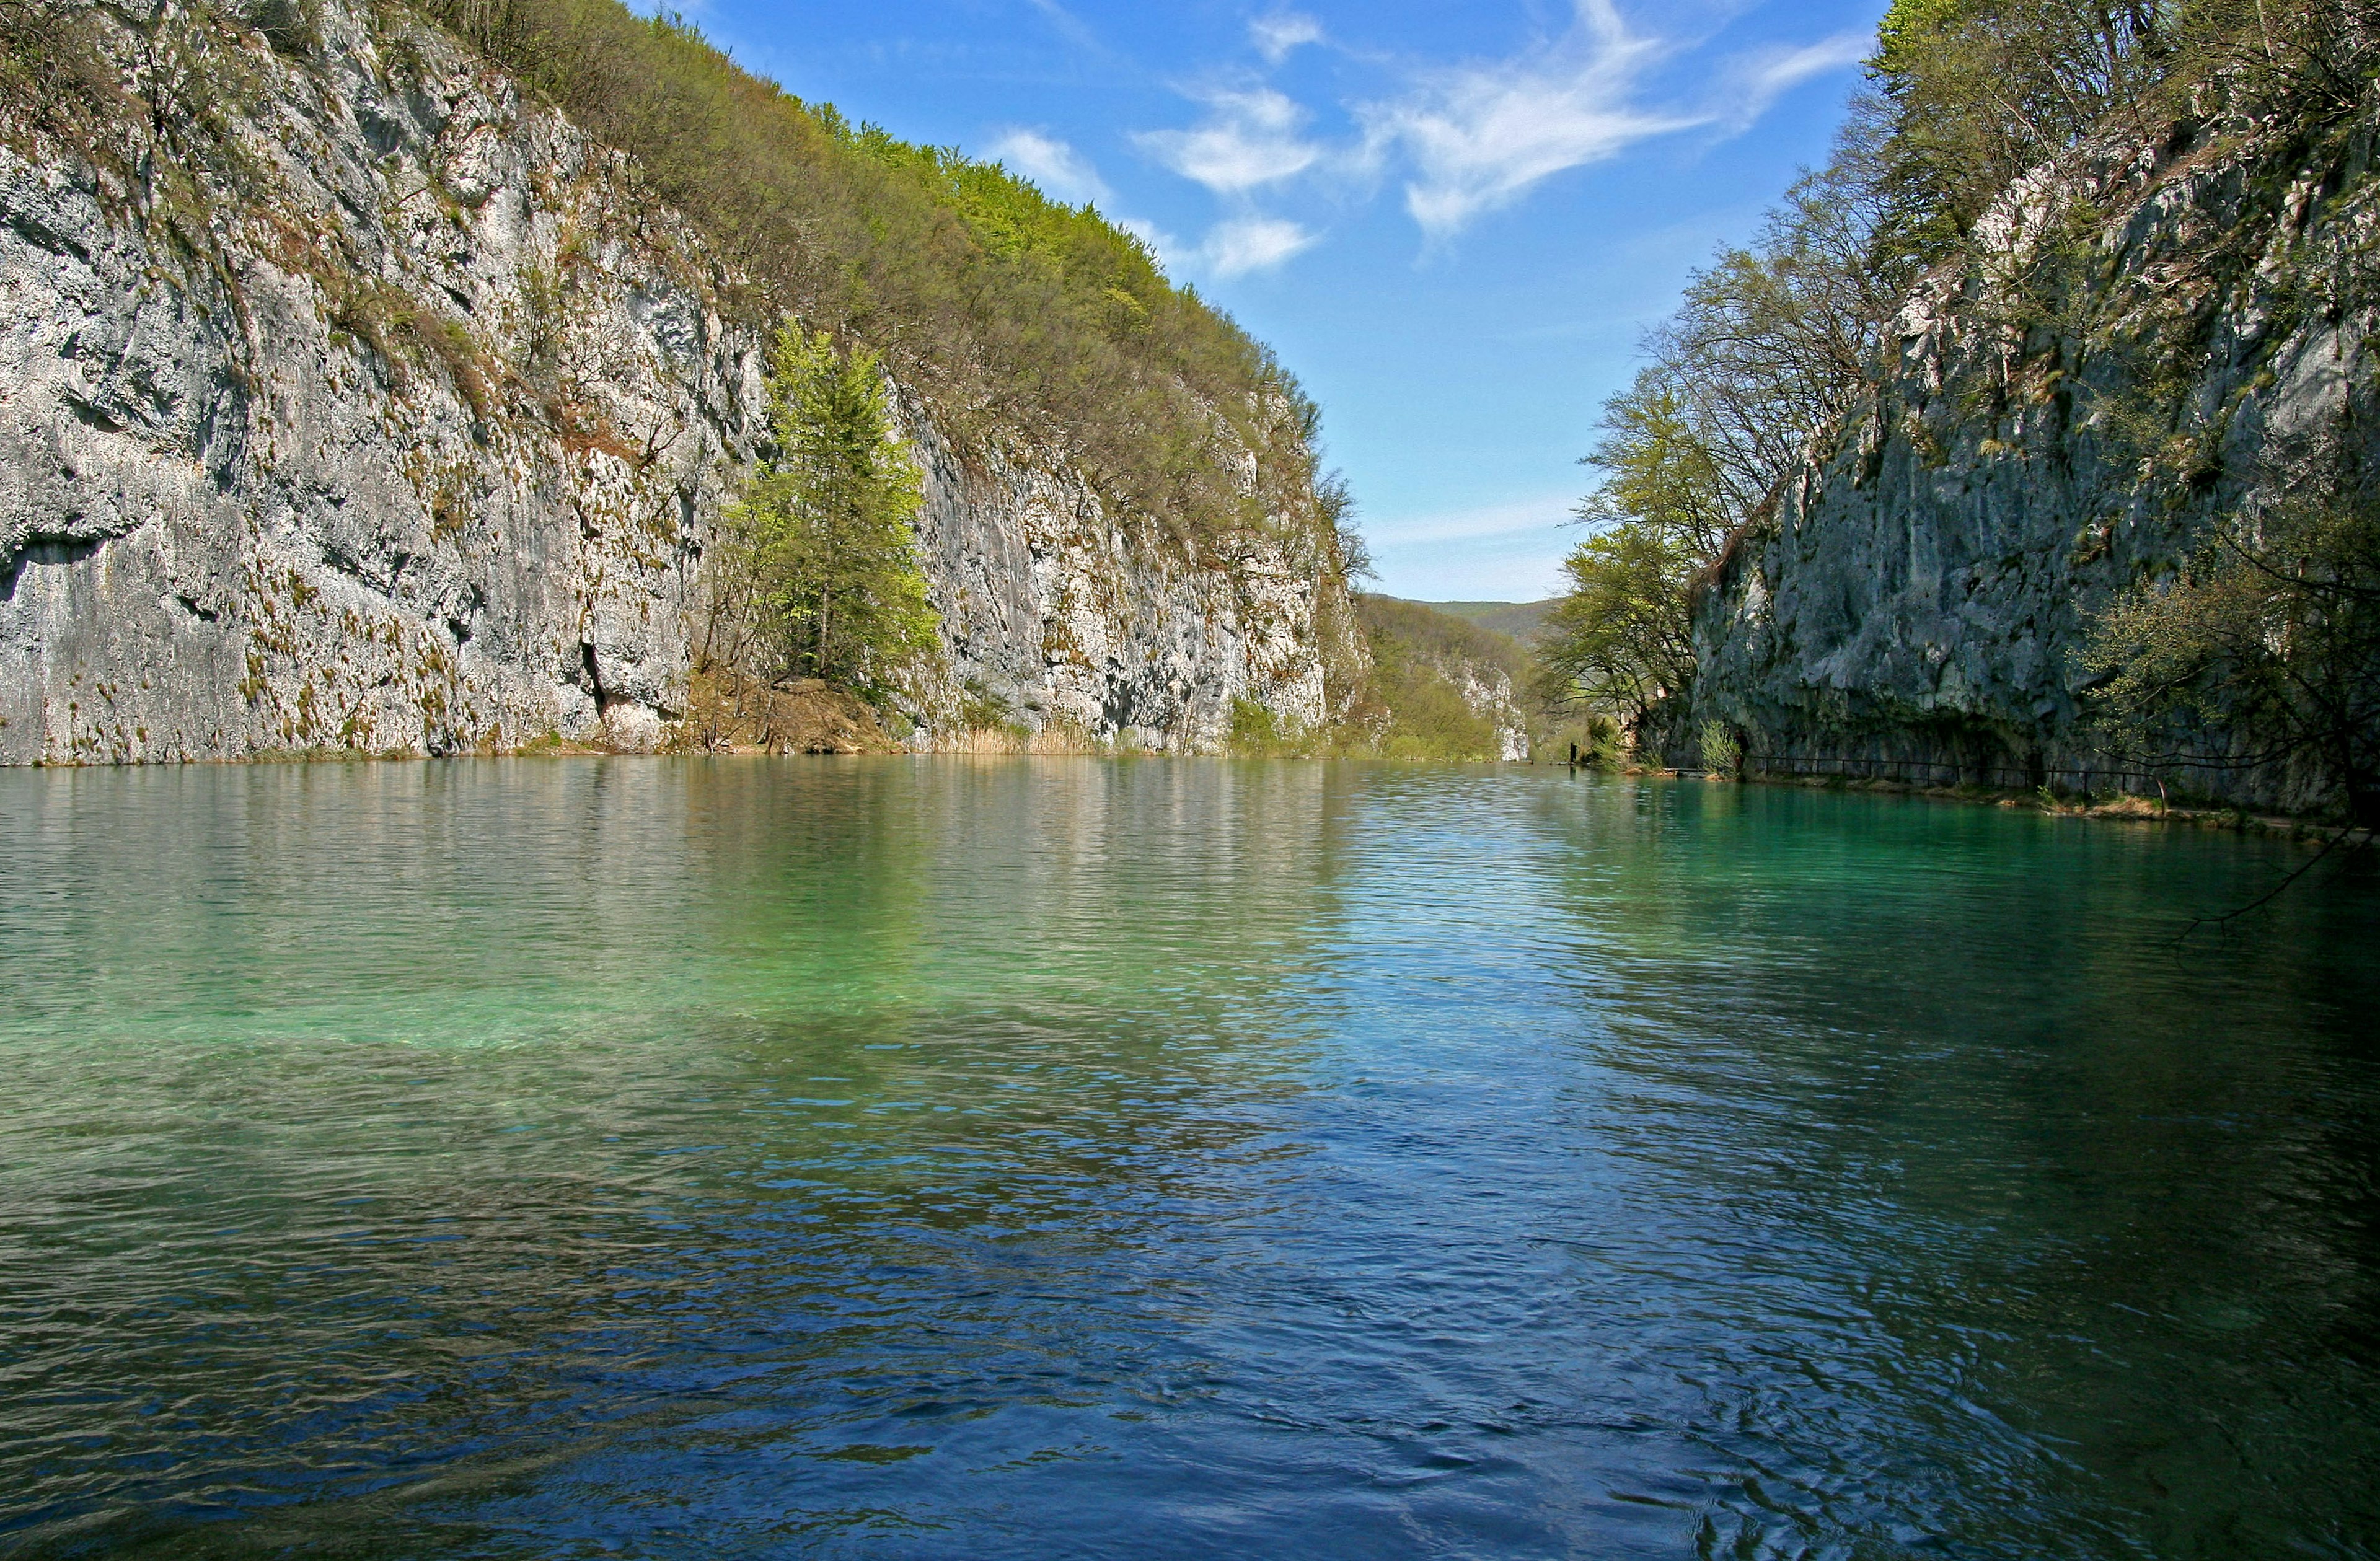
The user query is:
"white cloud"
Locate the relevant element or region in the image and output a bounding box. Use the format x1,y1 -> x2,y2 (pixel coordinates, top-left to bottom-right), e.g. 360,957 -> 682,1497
1360,491 -> 1578,547
1113,214 -> 1184,265
1022,0 -> 1104,56
1360,492 -> 1582,600
1134,87 -> 1323,195
1250,12 -> 1324,65
1201,215 -> 1317,276
1123,4 -> 1871,261
1716,31 -> 1872,129
988,128 -> 1113,206
1362,0 -> 1701,237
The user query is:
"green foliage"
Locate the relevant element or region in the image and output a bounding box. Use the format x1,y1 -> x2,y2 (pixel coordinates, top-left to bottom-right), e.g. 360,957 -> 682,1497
1533,522 -> 1702,737
713,325 -> 937,693
1414,599 -> 1557,642
956,678 -> 1023,736
2086,438 -> 2380,825
1228,695 -> 1288,753
1338,596 -> 1524,761
1354,595 -> 1532,692
0,0 -> 117,151
1579,384 -> 1735,559
1866,0 -> 2366,263
410,0 -> 1336,560
1580,714 -> 1626,769
1698,720 -> 1743,777
1867,0 -> 2164,262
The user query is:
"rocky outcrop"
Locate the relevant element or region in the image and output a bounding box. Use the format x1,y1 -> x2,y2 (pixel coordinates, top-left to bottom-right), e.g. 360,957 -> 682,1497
904,407 -> 1334,754
1689,83 -> 2378,808
0,0 -> 1349,764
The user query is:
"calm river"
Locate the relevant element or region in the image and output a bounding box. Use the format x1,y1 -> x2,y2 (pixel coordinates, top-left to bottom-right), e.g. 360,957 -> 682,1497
3,759 -> 2376,1558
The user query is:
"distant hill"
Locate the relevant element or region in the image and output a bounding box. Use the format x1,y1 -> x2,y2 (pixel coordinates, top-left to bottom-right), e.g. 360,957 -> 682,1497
1357,596 -> 1531,687
1351,594 -> 1533,760
1407,600 -> 1559,644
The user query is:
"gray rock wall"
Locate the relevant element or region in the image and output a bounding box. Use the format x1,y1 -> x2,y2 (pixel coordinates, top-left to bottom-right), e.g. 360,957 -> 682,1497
1688,89 -> 2378,809
0,0 -> 1348,764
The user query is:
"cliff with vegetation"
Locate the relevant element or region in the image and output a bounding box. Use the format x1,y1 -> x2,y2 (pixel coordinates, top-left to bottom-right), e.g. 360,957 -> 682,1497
0,0 -> 1360,763
1344,597 -> 1530,761
1691,59 -> 2378,809
1538,1 -> 2377,818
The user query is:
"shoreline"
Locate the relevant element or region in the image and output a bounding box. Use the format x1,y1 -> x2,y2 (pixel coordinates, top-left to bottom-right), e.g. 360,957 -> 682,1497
1627,765 -> 2368,848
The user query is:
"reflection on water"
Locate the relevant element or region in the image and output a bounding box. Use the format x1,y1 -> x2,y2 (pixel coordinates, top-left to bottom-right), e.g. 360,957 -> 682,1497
1,759 -> 2375,1558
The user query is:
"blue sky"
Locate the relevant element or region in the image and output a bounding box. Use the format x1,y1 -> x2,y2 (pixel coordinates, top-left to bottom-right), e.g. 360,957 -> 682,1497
672,0 -> 1889,602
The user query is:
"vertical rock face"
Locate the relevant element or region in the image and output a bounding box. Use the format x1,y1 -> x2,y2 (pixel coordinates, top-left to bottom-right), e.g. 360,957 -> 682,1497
1689,90 -> 2378,809
904,408 -> 1334,754
0,0 -> 1349,765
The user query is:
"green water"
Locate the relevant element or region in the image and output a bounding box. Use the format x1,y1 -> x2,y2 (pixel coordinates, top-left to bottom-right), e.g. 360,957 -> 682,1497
2,759 -> 2375,1558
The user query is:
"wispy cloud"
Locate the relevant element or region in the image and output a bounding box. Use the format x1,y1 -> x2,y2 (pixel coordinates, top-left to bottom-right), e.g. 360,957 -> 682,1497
1021,0 -> 1105,57
1714,30 -> 1871,130
988,128 -> 1113,206
1204,215 -> 1317,276
1362,0 -> 1699,237
1134,87 -> 1323,195
1124,2 -> 1870,271
1360,491 -> 1582,599
1250,11 -> 1324,65
1108,213 -> 1316,279
1361,491 -> 1578,547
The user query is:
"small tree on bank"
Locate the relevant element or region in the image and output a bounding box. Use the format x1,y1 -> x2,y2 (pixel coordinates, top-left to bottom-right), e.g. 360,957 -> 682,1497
1533,388 -> 1718,742
718,325 -> 938,693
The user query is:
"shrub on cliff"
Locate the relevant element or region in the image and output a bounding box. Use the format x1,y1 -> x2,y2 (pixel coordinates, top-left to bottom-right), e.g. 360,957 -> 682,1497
2087,438 -> 2380,826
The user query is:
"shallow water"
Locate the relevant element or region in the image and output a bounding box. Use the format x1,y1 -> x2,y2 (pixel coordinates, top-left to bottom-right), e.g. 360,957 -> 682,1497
2,758 -> 2376,1559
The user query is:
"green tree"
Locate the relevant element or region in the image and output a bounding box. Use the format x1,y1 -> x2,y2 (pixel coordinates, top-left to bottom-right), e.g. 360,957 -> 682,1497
1866,0 -> 2166,262
1533,522 -> 1702,737
725,325 -> 938,691
2087,440 -> 2380,827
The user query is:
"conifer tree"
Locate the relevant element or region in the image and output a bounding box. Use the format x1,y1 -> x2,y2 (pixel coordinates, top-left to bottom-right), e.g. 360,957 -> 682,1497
728,326 -> 938,691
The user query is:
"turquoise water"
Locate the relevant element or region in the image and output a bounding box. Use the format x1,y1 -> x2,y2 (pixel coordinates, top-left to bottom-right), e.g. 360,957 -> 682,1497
2,758 -> 2376,1559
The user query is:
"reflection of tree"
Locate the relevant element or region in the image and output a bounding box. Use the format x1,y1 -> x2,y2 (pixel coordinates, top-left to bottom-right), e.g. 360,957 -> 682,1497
1525,775 -> 2380,1555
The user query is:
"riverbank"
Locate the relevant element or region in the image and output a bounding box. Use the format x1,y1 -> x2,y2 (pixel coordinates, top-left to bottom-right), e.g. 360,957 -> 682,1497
1624,765 -> 2371,848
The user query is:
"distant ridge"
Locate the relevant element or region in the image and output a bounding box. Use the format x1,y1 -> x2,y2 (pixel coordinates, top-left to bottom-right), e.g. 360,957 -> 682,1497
1407,600 -> 1558,645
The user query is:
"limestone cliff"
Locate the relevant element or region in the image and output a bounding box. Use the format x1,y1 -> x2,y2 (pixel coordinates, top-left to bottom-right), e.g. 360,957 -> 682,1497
1689,82 -> 2377,809
0,0 -> 1352,764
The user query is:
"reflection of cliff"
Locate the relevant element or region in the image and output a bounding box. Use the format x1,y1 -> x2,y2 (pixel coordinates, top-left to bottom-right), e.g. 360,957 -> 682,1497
0,754 -> 1357,1547
1527,775 -> 2379,1553
0,0 -> 1354,764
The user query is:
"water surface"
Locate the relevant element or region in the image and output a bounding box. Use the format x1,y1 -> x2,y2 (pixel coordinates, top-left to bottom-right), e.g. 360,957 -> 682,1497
3,759 -> 2376,1558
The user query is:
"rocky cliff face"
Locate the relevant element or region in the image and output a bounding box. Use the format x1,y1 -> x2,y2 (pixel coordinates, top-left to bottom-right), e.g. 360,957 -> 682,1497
0,0 -> 1347,764
1690,86 -> 2378,807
